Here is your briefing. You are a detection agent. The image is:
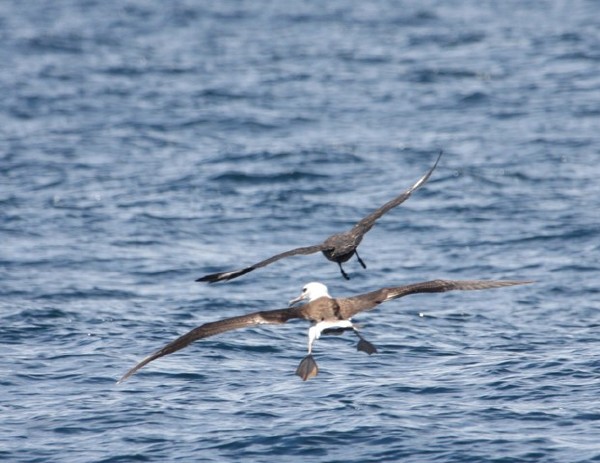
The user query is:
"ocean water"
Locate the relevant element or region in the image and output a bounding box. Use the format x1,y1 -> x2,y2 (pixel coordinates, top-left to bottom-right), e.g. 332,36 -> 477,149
1,0 -> 600,461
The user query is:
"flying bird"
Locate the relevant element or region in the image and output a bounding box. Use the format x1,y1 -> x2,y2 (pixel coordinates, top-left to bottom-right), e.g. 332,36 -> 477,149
196,152 -> 443,283
117,278 -> 530,383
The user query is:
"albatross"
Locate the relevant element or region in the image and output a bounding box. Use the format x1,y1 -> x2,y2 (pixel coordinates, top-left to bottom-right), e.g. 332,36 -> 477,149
117,278 -> 530,383
196,152 -> 443,283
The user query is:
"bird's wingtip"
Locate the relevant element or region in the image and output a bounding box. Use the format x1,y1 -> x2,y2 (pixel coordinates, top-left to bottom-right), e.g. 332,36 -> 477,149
195,267 -> 255,283
116,369 -> 136,384
196,272 -> 228,283
505,280 -> 534,285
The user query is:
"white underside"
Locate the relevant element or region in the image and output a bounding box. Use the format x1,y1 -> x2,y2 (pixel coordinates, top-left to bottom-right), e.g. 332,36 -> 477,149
307,319 -> 354,353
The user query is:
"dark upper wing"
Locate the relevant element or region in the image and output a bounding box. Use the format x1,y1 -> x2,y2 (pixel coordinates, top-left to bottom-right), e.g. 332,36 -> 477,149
196,243 -> 328,283
118,307 -> 303,383
351,151 -> 442,236
340,279 -> 532,318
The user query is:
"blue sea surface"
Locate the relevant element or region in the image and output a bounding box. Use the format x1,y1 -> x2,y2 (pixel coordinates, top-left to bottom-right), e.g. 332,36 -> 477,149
1,0 -> 600,462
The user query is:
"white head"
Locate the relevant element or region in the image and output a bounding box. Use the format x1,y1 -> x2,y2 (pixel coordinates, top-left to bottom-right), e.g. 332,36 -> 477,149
288,282 -> 331,306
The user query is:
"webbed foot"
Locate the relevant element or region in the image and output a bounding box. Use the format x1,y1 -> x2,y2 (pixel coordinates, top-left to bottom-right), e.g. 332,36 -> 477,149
357,338 -> 378,355
295,354 -> 319,381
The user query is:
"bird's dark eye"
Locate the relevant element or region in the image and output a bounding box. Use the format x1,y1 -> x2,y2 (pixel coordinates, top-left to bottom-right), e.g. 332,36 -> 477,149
302,288 -> 307,293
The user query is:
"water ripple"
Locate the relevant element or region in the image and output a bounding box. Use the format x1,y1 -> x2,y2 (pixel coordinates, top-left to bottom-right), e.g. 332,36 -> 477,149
2,1 -> 599,462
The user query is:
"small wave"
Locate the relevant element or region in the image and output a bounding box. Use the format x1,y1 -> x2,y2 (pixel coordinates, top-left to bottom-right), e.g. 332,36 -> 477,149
32,287 -> 137,302
211,170 -> 329,184
459,91 -> 489,105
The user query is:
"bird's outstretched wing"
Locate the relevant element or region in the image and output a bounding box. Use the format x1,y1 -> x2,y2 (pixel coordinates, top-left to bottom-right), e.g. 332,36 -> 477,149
196,243 -> 328,283
118,307 -> 303,383
341,279 -> 531,318
351,151 -> 443,236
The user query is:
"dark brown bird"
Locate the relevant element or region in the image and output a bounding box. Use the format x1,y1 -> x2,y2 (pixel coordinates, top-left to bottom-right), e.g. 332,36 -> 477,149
196,152 -> 443,283
117,278 -> 530,383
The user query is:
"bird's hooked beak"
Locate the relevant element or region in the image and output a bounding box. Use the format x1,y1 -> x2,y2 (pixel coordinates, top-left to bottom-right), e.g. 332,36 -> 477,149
288,291 -> 307,307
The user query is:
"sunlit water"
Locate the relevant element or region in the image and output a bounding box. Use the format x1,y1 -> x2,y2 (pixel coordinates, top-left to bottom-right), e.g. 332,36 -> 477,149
1,1 -> 600,462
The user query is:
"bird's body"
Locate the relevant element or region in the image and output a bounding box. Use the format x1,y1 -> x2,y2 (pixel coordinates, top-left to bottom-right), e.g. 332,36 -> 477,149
197,152 -> 442,282
118,278 -> 530,383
